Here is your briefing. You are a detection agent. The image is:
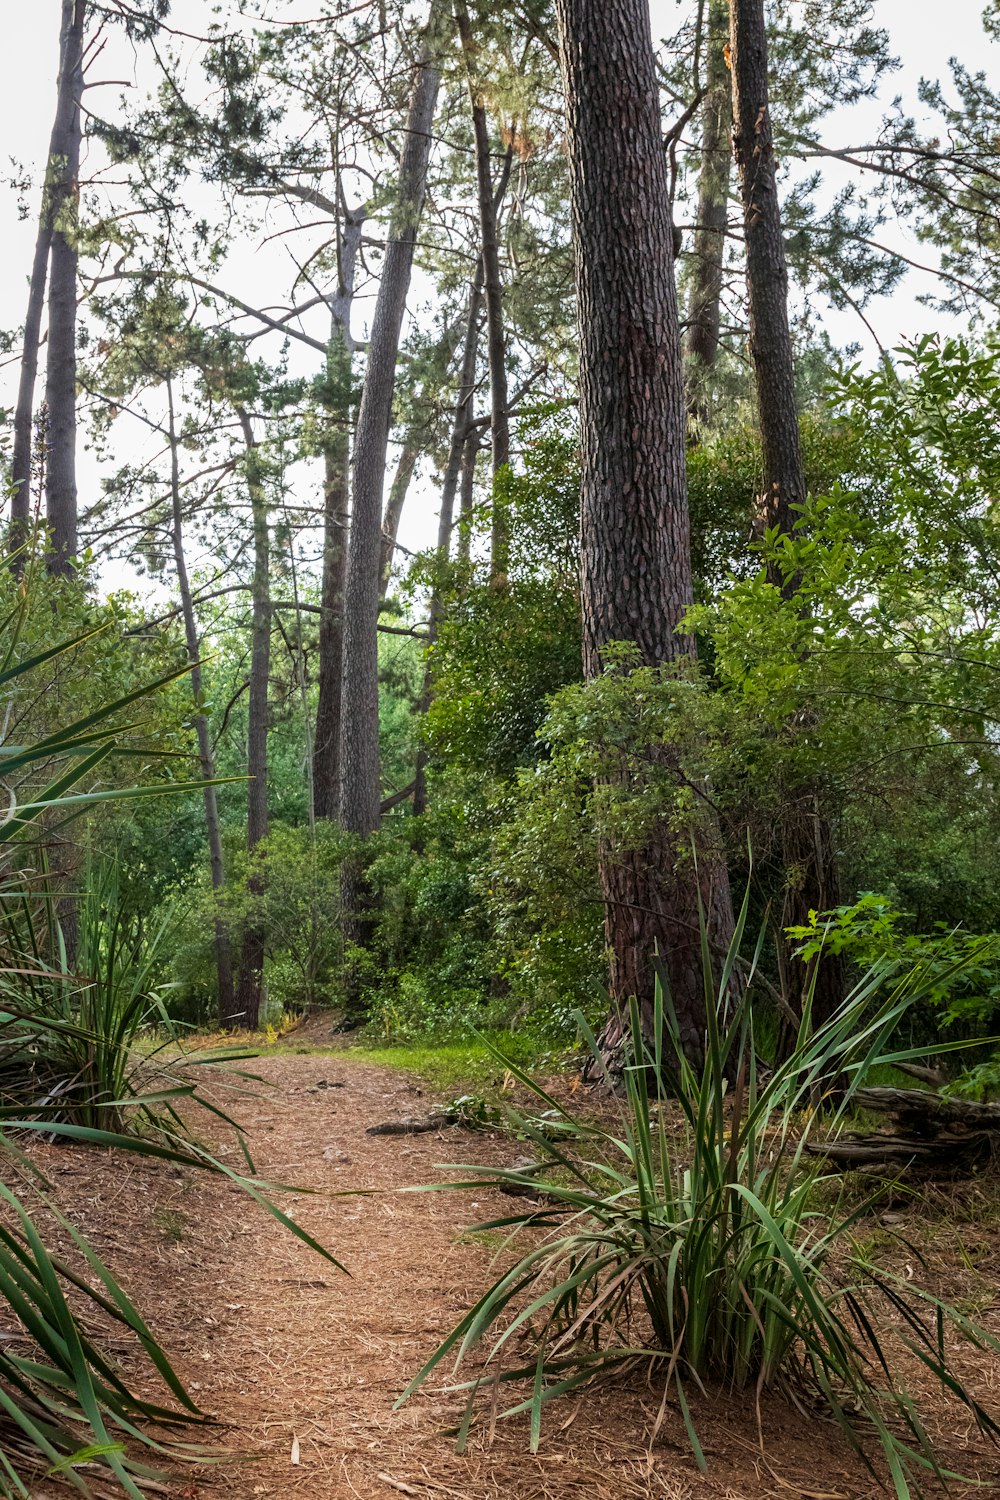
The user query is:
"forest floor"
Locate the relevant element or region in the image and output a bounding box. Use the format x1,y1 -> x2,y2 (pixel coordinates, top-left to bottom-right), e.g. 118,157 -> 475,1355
14,1017 -> 1000,1500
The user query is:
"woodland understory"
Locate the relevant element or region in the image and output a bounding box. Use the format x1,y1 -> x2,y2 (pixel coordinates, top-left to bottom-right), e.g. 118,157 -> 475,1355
3,0 -> 1000,1496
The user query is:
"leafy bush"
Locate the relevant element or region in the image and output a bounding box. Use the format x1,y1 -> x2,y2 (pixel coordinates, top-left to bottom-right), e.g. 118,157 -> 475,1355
403,917 -> 1000,1495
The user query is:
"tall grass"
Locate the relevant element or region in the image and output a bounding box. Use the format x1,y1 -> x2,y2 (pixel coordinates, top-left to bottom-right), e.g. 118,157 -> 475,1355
402,909 -> 1000,1497
0,862 -> 243,1138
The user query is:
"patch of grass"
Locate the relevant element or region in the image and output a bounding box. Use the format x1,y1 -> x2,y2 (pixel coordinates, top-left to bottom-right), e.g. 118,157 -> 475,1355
454,1228 -> 512,1252
344,1031 -> 572,1094
151,1208 -> 187,1243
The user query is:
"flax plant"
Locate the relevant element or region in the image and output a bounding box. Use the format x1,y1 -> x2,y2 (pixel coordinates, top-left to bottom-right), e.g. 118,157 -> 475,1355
403,897 -> 1000,1497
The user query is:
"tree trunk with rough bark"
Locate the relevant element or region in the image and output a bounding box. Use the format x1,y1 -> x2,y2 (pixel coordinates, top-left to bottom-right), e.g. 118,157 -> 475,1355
685,0 -> 732,426
729,0 -> 843,1031
166,377 -> 237,1024
340,13 -> 441,837
554,0 -> 737,1063
313,208 -> 363,823
455,4 -> 510,579
44,0 -> 85,577
338,7 -> 442,1018
234,411 -> 271,1030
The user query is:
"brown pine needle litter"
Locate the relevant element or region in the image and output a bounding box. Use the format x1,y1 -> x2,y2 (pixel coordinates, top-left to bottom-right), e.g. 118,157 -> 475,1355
6,1028 -> 1000,1499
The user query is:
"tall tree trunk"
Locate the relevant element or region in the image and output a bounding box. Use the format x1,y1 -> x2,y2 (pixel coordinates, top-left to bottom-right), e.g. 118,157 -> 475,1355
437,146 -> 512,576
379,433 -> 420,599
729,0 -> 843,1030
554,0 -> 736,1062
312,208 -> 363,823
10,223 -> 52,555
340,12 -> 441,837
440,259 -> 485,543
166,377 -> 237,1024
44,0 -> 85,577
457,425 -> 479,565
235,410 -> 271,1030
455,4 -> 510,579
411,252 -> 492,818
685,0 -> 733,426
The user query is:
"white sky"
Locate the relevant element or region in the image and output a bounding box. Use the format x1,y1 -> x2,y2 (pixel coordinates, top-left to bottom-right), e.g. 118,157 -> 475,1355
0,0 -> 997,580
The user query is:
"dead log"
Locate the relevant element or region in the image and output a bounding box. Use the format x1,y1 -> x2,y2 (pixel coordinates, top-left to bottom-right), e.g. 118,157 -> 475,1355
808,1086 -> 1000,1176
893,1061 -> 951,1090
853,1087 -> 1000,1132
366,1112 -> 459,1136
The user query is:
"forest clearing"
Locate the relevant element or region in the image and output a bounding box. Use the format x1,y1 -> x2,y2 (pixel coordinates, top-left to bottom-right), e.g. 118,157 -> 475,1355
4,0 -> 1000,1495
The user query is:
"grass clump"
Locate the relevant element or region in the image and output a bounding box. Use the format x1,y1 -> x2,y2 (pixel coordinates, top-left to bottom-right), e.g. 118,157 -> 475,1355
401,911 -> 1000,1497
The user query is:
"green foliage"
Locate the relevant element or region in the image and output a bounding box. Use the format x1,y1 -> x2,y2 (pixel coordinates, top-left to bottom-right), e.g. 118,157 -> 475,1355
789,895 -> 1000,1030
0,862 -> 182,1132
426,410 -> 581,779
402,925 -> 1000,1495
366,825 -> 494,1040
223,820 -> 352,1013
344,1029 -> 562,1093
0,574 -> 338,1496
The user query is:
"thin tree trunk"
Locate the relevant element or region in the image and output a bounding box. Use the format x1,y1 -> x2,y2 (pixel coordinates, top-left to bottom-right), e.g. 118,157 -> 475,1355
457,424 -> 479,564
340,11 -> 441,837
312,208 -> 362,823
379,434 -> 420,598
438,144 -> 512,563
235,410 -> 271,1030
685,0 -> 732,426
411,248 -> 494,818
554,0 -> 737,1063
455,3 -> 510,578
44,0 -> 85,577
166,376 -> 237,1025
440,262 -> 485,538
10,220 -> 52,554
313,439 -> 349,822
729,0 -> 843,1030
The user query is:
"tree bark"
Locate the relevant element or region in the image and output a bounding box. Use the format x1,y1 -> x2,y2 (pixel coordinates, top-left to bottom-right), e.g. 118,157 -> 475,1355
10,222 -> 52,553
729,0 -> 804,542
685,0 -> 733,426
166,377 -> 237,1025
234,410 -> 271,1030
729,0 -> 843,1032
439,144 -> 513,565
379,434 -> 420,599
312,208 -> 363,823
440,260 -> 485,542
454,4 -> 511,579
457,425 -> 479,565
340,11 -> 441,838
44,0 -> 85,577
554,0 -> 737,1062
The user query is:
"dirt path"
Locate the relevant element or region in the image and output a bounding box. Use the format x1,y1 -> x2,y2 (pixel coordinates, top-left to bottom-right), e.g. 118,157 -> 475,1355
25,1045 -> 1000,1500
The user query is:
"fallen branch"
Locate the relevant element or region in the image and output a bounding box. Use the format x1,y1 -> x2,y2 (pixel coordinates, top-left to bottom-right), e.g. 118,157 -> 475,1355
809,1086 -> 1000,1175
366,1112 -> 459,1136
